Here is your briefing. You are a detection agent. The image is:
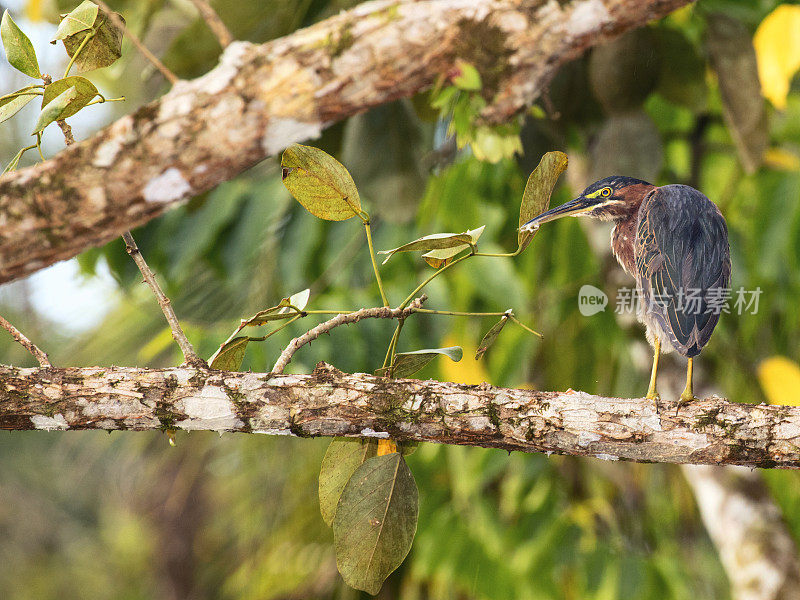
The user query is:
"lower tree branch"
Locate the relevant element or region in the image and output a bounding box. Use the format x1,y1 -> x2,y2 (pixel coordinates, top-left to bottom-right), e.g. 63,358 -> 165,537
2,362 -> 799,469
121,232 -> 206,368
0,0 -> 692,285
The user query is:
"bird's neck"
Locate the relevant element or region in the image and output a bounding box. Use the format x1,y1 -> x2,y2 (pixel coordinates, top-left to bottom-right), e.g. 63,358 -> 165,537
610,184 -> 656,276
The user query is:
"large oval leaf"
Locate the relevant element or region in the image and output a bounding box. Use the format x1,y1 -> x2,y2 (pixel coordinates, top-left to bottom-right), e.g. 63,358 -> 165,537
281,144 -> 362,221
333,453 -> 418,595
518,151 -> 568,252
209,336 -> 249,371
60,8 -> 125,73
1,10 -> 39,78
319,438 -> 378,526
42,76 -> 98,120
0,86 -> 39,124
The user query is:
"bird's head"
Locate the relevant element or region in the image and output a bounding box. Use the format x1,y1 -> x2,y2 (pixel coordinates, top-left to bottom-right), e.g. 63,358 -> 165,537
521,176 -> 655,231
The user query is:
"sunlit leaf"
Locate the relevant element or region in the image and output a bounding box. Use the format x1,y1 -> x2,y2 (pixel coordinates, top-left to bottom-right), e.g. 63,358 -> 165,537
333,453 -> 418,595
475,313 -> 510,360
60,7 -> 124,73
379,226 -> 484,265
279,288 -> 310,312
706,13 -> 767,173
763,147 -> 800,172
754,4 -> 800,110
470,126 -> 522,164
209,336 -> 249,371
32,86 -> 77,134
386,346 -> 463,379
757,356 -> 800,406
1,10 -> 40,78
518,151 -> 568,252
0,86 -> 39,123
452,59 -> 481,91
319,438 -> 378,526
42,76 -> 98,119
51,1 -> 98,41
281,144 -> 363,221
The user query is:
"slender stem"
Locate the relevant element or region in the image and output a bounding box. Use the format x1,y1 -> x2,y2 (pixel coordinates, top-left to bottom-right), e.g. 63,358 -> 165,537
35,133 -> 44,161
473,249 -> 521,258
121,231 -> 207,367
382,320 -> 404,370
364,222 -> 389,307
94,0 -> 179,85
0,314 -> 51,367
189,0 -> 234,47
63,28 -> 96,77
399,253 -> 473,310
248,314 -> 302,341
1,90 -> 43,99
85,96 -> 126,106
413,308 -> 510,317
510,315 -> 543,338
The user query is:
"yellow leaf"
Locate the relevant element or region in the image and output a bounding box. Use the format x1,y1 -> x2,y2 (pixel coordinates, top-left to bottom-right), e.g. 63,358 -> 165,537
763,147 -> 800,172
757,356 -> 800,406
26,0 -> 43,22
754,4 -> 800,109
440,335 -> 489,385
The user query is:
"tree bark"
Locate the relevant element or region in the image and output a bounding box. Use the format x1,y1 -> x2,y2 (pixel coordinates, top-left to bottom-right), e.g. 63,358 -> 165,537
0,0 -> 692,285
2,361 -> 799,469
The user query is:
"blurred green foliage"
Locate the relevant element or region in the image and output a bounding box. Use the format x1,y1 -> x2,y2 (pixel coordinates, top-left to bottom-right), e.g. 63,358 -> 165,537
2,0 -> 800,598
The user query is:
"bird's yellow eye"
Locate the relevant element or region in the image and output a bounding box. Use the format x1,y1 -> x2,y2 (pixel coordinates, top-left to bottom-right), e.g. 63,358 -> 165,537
600,187 -> 612,197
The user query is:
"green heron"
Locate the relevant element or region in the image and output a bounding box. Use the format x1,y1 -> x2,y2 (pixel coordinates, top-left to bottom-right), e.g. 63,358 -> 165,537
522,176 -> 731,402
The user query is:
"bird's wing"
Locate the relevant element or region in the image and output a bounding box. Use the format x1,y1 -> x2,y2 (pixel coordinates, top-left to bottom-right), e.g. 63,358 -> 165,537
635,185 -> 731,357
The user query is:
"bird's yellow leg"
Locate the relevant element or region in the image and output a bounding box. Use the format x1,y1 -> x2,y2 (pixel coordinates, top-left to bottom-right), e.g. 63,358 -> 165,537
680,358 -> 695,403
646,338 -> 661,400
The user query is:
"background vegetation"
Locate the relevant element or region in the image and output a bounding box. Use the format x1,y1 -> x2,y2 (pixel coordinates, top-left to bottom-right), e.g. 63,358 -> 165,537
1,0 -> 800,598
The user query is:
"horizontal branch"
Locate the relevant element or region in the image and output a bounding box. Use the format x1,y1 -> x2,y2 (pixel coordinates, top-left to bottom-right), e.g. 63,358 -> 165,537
0,0 -> 691,284
1,362 -> 797,469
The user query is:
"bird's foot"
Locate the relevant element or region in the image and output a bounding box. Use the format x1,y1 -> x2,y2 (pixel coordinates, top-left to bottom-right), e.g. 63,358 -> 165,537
646,390 -> 660,401
675,391 -> 697,414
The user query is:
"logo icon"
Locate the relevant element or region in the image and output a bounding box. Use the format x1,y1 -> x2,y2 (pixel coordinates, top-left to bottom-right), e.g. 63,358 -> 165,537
578,284 -> 608,316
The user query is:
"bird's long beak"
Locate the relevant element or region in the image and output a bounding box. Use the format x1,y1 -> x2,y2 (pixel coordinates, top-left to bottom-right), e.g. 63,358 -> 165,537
520,197 -> 591,232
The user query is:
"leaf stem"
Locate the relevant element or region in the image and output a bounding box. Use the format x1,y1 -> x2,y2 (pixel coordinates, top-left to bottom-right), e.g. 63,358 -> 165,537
398,252 -> 473,310
364,221 -> 389,307
35,133 -> 44,161
510,315 -> 543,338
413,308 -> 511,317
64,28 -> 97,78
247,314 -> 303,341
473,249 -> 521,258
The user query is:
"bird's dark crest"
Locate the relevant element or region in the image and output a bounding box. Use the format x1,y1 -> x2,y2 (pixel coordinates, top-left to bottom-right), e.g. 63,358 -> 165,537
581,176 -> 651,196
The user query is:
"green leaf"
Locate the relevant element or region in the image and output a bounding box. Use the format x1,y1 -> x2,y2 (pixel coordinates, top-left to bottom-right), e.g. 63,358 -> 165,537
421,244 -> 470,268
319,438 -> 378,526
52,1 -> 99,42
41,76 -> 98,119
209,336 -> 249,371
60,8 -> 125,73
518,151 -> 568,252
281,144 -> 363,221
382,346 -> 463,379
0,86 -> 39,124
241,289 -> 311,327
32,86 -> 78,134
333,453 -> 418,595
706,13 -> 768,173
379,226 -> 484,265
475,313 -> 510,359
452,59 -> 482,91
279,288 -> 311,312
1,11 -> 40,78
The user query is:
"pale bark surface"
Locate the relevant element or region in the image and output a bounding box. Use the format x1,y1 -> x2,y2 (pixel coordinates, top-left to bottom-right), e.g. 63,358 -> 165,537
1,361 -> 797,468
0,0 -> 691,285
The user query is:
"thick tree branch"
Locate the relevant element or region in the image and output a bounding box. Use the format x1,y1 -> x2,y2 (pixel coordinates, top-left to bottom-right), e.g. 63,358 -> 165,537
0,0 -> 692,285
1,362 -> 798,469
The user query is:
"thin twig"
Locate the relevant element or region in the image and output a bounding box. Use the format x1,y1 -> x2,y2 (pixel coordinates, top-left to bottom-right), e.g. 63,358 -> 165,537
272,296 -> 427,374
189,0 -> 234,48
0,314 -> 51,367
121,231 -> 206,368
93,0 -> 179,85
57,120 -> 75,146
